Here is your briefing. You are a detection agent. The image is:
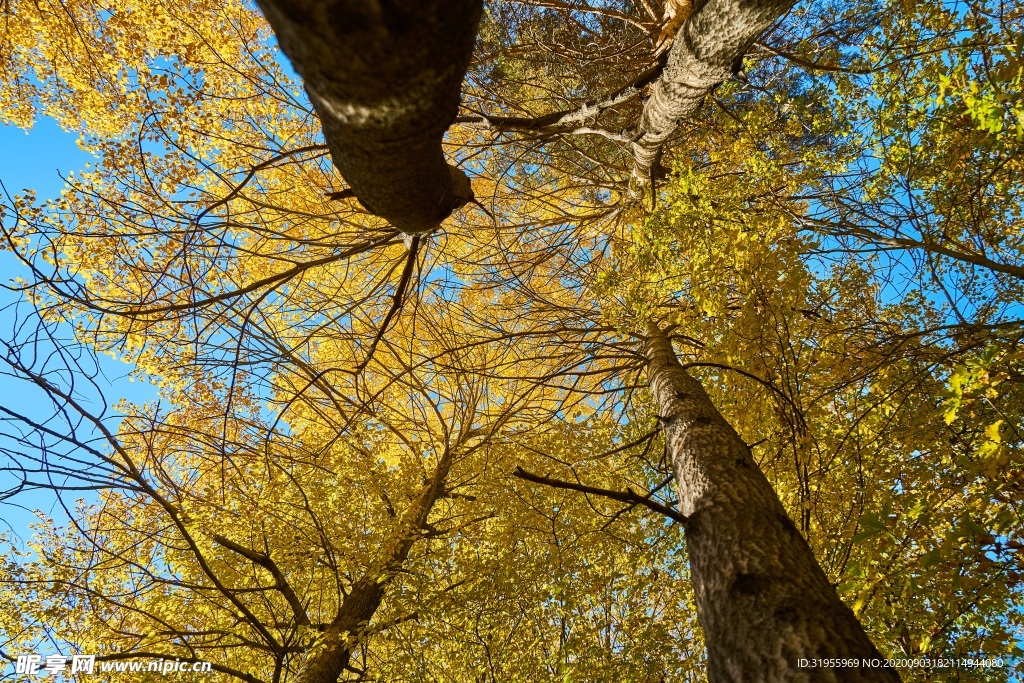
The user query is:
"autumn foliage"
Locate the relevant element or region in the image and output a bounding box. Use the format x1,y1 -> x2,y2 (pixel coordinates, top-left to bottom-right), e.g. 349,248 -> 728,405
1,0 -> 1023,681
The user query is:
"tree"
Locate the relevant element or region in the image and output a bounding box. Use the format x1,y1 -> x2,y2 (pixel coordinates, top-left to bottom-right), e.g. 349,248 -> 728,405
1,299 -> 701,681
253,0 -> 483,234
2,0 -> 1023,681
644,323 -> 897,680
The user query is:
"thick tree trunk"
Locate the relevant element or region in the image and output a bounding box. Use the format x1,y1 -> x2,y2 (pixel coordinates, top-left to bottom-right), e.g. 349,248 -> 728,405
255,0 -> 482,234
633,0 -> 796,181
293,579 -> 385,683
645,324 -> 900,682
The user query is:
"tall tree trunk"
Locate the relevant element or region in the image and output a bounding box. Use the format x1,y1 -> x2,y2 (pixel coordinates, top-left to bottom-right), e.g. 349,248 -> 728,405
645,324 -> 900,682
291,447 -> 455,682
633,0 -> 796,182
255,0 -> 483,235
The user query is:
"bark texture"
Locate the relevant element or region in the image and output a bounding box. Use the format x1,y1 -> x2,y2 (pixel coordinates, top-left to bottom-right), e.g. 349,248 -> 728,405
255,0 -> 483,234
633,0 -> 796,181
646,324 -> 900,682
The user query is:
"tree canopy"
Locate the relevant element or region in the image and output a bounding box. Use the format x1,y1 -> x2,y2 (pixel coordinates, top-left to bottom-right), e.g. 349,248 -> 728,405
1,0 -> 1023,681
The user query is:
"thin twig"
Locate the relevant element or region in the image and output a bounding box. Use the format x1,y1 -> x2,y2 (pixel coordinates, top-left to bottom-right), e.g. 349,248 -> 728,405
354,235 -> 420,374
195,144 -> 329,224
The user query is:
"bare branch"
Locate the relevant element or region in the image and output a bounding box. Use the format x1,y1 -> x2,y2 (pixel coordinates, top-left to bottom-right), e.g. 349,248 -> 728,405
513,466 -> 688,524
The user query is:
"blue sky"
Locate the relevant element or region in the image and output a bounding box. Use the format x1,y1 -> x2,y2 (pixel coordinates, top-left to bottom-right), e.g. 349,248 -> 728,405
0,117 -> 89,197
0,119 -> 153,542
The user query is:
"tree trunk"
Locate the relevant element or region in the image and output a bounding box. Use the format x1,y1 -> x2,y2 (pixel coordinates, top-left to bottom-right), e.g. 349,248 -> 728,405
645,324 -> 900,682
290,447 -> 454,682
633,0 -> 796,182
292,579 -> 385,683
255,0 -> 483,234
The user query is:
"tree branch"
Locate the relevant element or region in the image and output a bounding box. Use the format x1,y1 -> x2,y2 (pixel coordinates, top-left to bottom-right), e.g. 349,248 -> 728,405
505,0 -> 653,32
211,534 -> 312,627
456,53 -> 669,135
354,235 -> 420,374
513,466 -> 688,524
825,222 -> 1024,280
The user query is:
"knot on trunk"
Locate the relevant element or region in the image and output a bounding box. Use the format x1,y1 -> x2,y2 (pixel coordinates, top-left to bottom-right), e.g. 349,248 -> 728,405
447,163 -> 475,211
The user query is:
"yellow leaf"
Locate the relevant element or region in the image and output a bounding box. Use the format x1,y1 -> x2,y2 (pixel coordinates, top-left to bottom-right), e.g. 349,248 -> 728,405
985,420 -> 1004,443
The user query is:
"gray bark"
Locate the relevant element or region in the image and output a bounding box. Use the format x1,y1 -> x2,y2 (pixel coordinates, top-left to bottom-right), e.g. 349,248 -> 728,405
633,0 -> 796,181
645,324 -> 900,682
255,0 -> 483,234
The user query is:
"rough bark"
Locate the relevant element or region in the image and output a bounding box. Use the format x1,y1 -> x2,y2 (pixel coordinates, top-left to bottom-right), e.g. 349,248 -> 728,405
645,324 -> 900,682
632,0 -> 796,182
255,0 -> 483,234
